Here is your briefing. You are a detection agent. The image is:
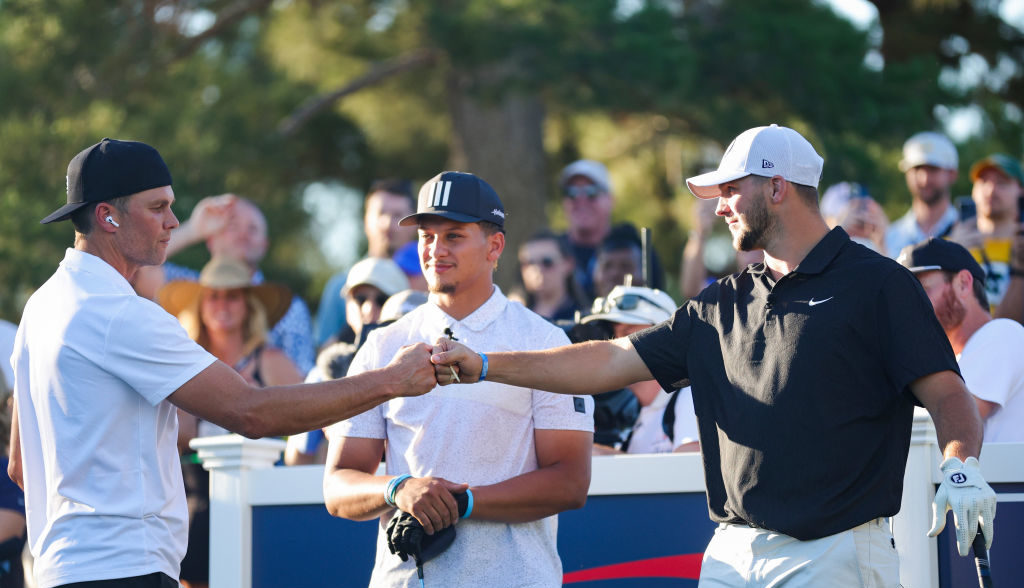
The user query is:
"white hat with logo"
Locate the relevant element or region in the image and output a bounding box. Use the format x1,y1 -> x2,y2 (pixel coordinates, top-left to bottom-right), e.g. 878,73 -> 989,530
899,131 -> 958,172
686,124 -> 824,199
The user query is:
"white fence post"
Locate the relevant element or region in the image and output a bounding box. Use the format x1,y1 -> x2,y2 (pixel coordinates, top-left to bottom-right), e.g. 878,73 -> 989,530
191,435 -> 286,588
894,409 -> 941,588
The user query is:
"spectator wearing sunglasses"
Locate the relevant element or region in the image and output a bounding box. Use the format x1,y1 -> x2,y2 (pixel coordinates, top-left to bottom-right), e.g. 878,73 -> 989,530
518,230 -> 588,323
331,257 -> 410,350
582,285 -> 699,455
558,160 -> 615,298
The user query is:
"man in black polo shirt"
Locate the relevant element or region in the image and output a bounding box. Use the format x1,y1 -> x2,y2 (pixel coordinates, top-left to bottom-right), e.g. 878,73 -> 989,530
431,125 -> 996,586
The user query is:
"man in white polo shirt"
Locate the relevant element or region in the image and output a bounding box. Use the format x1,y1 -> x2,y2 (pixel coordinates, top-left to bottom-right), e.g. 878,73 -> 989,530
10,138 -> 437,588
323,171 -> 594,587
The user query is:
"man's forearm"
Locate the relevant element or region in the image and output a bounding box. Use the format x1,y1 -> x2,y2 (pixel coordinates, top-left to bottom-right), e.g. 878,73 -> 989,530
466,461 -> 590,523
242,369 -> 400,438
485,339 -> 650,396
930,386 -> 985,461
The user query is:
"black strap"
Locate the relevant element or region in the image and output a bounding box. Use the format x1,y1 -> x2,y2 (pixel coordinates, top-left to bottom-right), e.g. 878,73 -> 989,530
661,389 -> 680,442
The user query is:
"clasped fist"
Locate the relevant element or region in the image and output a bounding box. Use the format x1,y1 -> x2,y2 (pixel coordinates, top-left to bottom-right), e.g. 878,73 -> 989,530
430,339 -> 481,385
392,476 -> 468,535
388,343 -> 439,397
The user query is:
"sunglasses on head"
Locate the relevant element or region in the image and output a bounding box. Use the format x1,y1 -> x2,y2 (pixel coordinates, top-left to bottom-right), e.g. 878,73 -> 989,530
353,292 -> 389,307
601,293 -> 667,314
564,184 -> 603,201
524,257 -> 557,269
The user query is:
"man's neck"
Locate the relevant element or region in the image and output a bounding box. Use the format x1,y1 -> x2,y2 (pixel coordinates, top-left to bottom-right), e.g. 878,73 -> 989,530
763,215 -> 830,281
76,237 -> 137,282
433,281 -> 496,321
948,311 -> 991,356
570,225 -> 609,248
975,214 -> 1018,238
911,198 -> 951,236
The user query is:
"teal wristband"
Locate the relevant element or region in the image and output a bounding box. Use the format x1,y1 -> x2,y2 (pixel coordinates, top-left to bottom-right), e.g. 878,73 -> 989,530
386,474 -> 412,507
478,353 -> 489,381
462,488 -> 474,519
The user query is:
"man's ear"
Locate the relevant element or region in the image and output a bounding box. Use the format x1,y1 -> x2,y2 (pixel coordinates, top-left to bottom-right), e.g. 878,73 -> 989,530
487,231 -> 505,263
95,202 -> 118,232
953,269 -> 974,299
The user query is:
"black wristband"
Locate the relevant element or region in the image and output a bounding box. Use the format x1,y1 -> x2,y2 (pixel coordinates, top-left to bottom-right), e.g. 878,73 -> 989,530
1010,267 -> 1024,278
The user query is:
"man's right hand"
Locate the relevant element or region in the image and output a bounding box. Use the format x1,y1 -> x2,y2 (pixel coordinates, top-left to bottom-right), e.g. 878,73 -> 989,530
393,476 -> 469,535
386,343 -> 438,398
430,339 -> 483,385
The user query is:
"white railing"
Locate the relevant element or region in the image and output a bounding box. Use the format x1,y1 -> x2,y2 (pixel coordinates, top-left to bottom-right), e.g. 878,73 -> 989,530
193,410 -> 1024,588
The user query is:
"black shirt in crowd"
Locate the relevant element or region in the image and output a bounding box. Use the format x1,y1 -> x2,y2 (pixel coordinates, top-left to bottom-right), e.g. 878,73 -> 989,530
630,227 -> 960,540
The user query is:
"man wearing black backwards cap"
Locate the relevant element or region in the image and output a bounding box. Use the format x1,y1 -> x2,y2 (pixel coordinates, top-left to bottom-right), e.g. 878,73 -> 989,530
323,171 -> 593,587
10,139 -> 437,588
434,125 -> 996,585
900,238 -> 1024,443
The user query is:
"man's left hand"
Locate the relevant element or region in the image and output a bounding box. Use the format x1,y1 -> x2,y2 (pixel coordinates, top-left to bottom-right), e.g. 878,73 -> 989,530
927,456 -> 997,556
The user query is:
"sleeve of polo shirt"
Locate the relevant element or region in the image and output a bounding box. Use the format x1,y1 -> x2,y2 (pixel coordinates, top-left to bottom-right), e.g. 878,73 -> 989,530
876,268 -> 961,396
628,302 -> 694,394
532,328 -> 594,432
324,332 -> 386,440
104,297 -> 216,406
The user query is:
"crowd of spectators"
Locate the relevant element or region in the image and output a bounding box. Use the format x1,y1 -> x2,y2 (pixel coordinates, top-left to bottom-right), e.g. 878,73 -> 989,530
2,133 -> 1022,586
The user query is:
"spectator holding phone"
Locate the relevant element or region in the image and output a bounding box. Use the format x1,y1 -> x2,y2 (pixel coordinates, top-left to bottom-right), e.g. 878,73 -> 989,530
949,154 -> 1024,310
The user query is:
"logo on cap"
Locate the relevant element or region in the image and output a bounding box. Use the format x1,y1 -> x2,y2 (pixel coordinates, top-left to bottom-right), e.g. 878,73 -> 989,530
762,159 -> 774,169
423,180 -> 453,208
491,209 -> 505,219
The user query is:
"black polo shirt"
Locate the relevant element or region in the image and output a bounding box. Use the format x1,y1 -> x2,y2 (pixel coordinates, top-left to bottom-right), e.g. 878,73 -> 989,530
630,227 -> 959,540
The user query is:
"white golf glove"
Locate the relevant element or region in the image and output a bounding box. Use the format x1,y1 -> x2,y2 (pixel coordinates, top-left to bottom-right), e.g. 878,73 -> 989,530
927,456 -> 996,556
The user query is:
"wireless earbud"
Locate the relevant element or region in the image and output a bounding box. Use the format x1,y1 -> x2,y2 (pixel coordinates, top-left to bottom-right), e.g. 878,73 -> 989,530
105,216 -> 120,228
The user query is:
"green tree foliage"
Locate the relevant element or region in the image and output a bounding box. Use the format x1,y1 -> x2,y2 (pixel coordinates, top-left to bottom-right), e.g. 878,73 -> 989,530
0,0 -> 1020,321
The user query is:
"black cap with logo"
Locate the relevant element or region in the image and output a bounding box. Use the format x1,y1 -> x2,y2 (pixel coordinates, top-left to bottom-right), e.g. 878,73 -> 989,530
41,138 -> 172,224
399,171 -> 506,229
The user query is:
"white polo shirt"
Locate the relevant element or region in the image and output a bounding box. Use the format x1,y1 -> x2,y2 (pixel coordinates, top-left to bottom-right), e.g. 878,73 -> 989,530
329,287 -> 594,588
12,249 -> 216,587
958,318 -> 1024,443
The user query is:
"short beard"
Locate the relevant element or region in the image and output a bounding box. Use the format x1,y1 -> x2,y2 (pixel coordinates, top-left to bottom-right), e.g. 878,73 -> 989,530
430,282 -> 457,295
736,187 -> 777,252
935,285 -> 966,332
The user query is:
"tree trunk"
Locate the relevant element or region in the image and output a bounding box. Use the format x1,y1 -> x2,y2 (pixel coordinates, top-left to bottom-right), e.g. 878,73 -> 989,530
445,68 -> 548,294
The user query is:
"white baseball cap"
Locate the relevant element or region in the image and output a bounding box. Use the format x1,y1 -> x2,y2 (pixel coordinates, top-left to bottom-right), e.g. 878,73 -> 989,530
686,124 -> 824,199
899,131 -> 958,172
342,258 -> 409,298
559,159 -> 611,193
582,285 -> 676,326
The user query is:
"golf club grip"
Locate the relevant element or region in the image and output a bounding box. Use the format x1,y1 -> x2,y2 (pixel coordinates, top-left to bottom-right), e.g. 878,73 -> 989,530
973,531 -> 993,588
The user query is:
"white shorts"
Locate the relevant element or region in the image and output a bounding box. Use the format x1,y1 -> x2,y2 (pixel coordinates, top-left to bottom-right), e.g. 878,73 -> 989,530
699,518 -> 900,587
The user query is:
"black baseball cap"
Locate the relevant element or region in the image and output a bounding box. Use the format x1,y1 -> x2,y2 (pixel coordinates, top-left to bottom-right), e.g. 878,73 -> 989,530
897,238 -> 985,283
399,171 -> 506,228
41,138 -> 173,224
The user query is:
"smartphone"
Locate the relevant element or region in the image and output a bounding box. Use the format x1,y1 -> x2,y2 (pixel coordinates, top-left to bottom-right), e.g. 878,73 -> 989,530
1019,194 -> 1024,223
955,195 -> 976,221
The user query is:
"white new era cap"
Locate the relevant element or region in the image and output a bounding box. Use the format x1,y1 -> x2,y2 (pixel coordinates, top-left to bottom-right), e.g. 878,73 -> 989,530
686,124 -> 824,199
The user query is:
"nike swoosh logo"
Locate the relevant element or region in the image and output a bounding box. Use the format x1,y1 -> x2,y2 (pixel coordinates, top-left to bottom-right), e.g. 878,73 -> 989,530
808,297 -> 834,307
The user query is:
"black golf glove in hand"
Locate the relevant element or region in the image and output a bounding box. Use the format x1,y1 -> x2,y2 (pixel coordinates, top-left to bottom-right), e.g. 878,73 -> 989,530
386,511 -> 425,563
386,496 -> 468,565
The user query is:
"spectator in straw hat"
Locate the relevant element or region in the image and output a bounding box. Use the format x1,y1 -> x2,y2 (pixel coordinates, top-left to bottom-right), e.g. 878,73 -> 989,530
159,255 -> 303,588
